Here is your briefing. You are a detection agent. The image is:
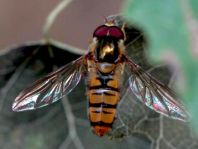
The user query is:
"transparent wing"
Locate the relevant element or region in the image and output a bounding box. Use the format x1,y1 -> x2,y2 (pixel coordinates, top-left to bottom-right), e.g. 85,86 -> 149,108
12,56 -> 86,112
123,55 -> 188,121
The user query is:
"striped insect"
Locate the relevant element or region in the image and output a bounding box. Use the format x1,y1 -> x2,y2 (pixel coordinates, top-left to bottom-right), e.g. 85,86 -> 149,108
12,20 -> 188,137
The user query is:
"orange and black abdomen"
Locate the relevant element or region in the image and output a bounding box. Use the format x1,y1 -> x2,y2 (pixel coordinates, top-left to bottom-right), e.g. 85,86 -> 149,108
87,60 -> 123,136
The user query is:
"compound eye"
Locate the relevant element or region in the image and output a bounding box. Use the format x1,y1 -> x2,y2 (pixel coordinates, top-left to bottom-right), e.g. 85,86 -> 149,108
93,25 -> 124,39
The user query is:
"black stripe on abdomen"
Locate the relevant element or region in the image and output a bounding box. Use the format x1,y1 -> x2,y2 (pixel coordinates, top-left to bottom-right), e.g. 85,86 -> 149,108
89,102 -> 117,108
91,121 -> 113,127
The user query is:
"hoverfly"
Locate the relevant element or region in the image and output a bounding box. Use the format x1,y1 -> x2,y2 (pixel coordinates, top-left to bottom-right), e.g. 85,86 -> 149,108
12,18 -> 188,137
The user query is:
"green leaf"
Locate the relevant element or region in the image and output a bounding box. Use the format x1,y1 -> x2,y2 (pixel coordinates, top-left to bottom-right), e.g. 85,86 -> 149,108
189,0 -> 198,19
123,0 -> 198,133
123,0 -> 189,61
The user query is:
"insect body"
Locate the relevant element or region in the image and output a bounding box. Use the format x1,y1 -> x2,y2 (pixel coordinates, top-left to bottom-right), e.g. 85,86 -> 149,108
87,36 -> 125,136
12,20 -> 188,137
